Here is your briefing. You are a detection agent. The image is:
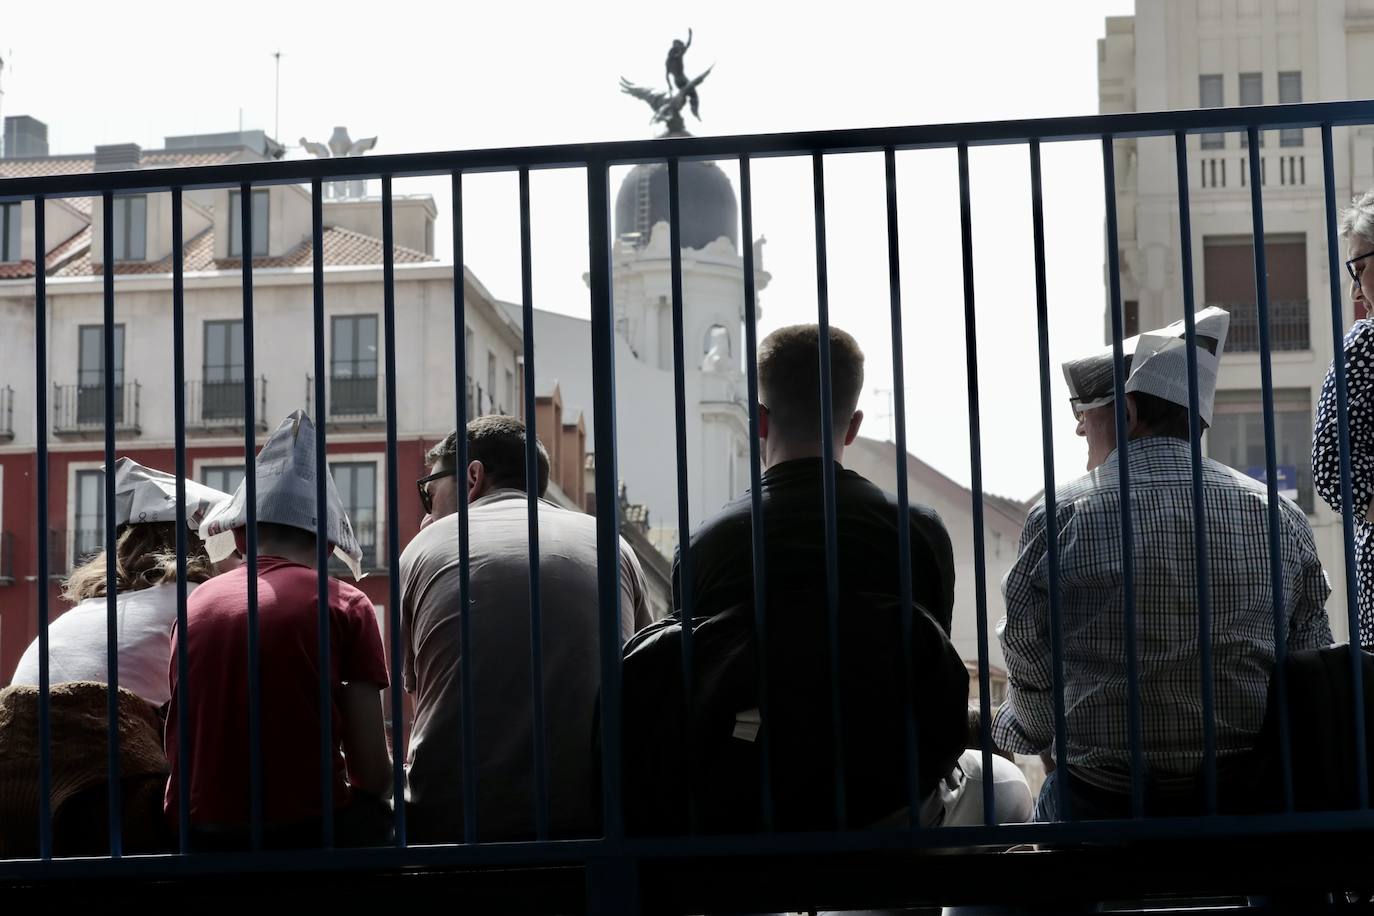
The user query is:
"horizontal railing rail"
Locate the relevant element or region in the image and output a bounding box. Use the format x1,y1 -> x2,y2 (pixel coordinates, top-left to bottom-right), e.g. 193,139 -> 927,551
4,98 -> 1374,912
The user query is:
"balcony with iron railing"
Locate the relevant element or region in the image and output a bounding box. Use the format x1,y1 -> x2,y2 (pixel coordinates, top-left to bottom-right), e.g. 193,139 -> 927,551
0,531 -> 13,585
305,373 -> 385,429
46,528 -> 103,576
6,98 -> 1374,912
186,377 -> 269,433
1208,300 -> 1310,352
52,382 -> 141,438
0,385 -> 12,442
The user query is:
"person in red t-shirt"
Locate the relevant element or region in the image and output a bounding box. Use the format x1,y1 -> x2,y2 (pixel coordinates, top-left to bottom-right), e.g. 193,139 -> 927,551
165,411 -> 392,849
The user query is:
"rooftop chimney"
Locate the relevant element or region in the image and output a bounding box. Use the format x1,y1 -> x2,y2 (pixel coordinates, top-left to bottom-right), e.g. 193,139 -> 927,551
94,142 -> 141,171
4,116 -> 49,158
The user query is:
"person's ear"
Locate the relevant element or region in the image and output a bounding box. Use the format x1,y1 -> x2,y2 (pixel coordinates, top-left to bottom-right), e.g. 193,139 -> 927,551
1124,394 -> 1141,437
757,404 -> 769,440
844,409 -> 864,446
467,460 -> 486,504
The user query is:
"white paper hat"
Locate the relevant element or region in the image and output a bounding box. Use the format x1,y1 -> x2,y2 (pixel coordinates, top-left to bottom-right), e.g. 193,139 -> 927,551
112,457 -> 230,531
1062,307 -> 1230,427
197,410 -> 365,579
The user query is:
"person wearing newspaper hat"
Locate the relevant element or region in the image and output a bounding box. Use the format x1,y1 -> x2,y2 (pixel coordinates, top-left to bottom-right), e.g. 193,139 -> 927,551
11,457 -> 229,707
1314,190 -> 1374,645
995,308 -> 1333,820
3,458 -> 228,856
165,411 -> 393,849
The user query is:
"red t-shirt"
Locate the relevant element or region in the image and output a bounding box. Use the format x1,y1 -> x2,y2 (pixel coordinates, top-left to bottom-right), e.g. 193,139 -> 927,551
164,557 -> 389,828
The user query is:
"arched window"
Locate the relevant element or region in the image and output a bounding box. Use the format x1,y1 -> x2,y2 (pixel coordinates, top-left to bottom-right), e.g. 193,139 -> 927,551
703,323 -> 730,358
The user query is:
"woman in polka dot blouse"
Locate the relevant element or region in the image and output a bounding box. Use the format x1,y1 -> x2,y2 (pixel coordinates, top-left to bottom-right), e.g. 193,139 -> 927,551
1314,188 -> 1374,645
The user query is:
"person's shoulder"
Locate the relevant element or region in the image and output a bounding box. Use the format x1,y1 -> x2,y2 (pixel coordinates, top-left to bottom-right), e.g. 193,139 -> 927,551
1346,318 -> 1374,350
841,467 -> 947,526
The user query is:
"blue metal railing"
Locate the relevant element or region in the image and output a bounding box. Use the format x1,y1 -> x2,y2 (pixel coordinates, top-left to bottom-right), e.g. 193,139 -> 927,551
4,98 -> 1374,909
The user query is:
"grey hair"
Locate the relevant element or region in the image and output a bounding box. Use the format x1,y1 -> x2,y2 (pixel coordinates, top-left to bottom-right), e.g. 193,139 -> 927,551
1340,188 -> 1374,243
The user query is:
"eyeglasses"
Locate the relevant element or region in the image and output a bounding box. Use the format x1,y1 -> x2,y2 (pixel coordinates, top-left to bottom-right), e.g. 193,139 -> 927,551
1346,250 -> 1374,287
416,468 -> 456,515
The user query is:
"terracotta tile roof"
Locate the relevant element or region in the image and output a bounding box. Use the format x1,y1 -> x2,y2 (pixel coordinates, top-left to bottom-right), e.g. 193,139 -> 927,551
41,225 -> 431,279
0,150 -> 249,216
0,226 -> 92,279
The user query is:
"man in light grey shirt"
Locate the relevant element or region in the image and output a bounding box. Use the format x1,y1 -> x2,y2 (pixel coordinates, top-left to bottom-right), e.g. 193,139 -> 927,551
400,416 -> 651,842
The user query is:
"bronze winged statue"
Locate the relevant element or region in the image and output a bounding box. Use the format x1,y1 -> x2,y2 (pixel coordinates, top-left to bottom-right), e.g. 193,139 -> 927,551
619,66 -> 713,137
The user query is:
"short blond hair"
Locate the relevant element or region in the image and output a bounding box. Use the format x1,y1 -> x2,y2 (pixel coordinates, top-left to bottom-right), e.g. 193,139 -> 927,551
757,324 -> 865,443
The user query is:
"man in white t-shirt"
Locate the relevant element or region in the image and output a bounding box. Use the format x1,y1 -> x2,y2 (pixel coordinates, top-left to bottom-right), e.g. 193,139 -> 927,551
401,416 -> 652,842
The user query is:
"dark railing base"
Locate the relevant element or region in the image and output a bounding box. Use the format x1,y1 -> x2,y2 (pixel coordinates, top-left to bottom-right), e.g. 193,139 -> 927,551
3,831 -> 1374,914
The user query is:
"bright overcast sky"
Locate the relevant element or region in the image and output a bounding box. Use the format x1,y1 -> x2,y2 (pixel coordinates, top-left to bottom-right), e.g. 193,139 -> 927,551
4,0 -> 1138,501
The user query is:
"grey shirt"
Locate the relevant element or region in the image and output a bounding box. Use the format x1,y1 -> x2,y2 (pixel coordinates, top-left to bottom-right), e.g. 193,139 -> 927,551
400,488 -> 651,840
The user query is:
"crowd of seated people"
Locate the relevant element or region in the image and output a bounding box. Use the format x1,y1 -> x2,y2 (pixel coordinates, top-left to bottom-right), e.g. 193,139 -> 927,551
10,188 -> 1374,850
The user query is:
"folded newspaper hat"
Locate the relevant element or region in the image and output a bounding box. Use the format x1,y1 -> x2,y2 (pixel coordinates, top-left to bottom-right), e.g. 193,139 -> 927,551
198,410 -> 365,579
112,457 -> 230,531
1062,306 -> 1230,427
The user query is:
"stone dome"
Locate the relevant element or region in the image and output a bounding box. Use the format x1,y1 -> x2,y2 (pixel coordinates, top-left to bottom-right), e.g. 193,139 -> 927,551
614,159 -> 738,251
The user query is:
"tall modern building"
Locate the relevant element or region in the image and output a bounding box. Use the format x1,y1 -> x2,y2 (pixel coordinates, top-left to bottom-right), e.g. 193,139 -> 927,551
1098,0 -> 1374,639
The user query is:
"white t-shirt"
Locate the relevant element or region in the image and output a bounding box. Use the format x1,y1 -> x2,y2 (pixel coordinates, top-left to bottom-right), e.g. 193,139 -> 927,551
10,581 -> 195,707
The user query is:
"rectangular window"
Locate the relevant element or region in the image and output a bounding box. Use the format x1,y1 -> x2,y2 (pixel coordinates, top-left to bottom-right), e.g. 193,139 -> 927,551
228,189 -> 270,257
77,324 -> 126,424
112,195 -> 146,261
330,315 -> 379,416
1124,300 -> 1140,338
465,327 -> 474,416
74,469 -> 105,565
1208,389 -> 1314,512
201,464 -> 246,494
0,202 -> 19,262
1239,72 -> 1263,147
331,461 -> 378,569
1279,71 -> 1303,147
504,368 -> 514,416
1202,235 -> 1309,351
1200,74 -> 1225,150
203,320 -> 245,420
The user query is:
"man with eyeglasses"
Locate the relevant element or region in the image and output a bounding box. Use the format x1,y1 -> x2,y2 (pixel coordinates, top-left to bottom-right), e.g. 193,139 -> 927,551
999,308 -> 1332,820
399,415 -> 651,843
1314,189 -> 1374,646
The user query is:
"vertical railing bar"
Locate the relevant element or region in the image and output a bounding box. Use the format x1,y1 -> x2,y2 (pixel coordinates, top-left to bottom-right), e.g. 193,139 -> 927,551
1173,132 -> 1219,815
1102,135 -> 1145,819
1247,125 -> 1294,813
956,145 -> 998,827
310,177 -> 335,848
101,189 -> 124,858
518,166 -> 551,841
451,170 -> 480,842
1028,140 -> 1072,820
811,151 -> 847,830
586,160 -> 627,844
33,194 -> 53,860
1320,123 -> 1369,808
381,175 -> 408,847
239,181 -> 264,849
666,157 -> 698,832
171,188 -> 194,851
881,147 -> 922,822
738,155 -> 775,830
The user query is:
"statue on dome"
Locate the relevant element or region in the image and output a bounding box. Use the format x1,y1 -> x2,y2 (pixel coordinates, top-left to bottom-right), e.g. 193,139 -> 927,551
620,29 -> 712,137
664,29 -> 700,120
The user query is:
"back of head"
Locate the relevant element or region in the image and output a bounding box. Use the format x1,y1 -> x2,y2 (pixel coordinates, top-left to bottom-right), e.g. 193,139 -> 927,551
757,324 -> 864,446
252,521 -> 319,559
64,522 -> 214,602
427,415 -> 551,497
1131,391 -> 1197,441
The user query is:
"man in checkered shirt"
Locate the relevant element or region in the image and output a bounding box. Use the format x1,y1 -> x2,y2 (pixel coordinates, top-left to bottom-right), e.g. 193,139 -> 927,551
992,308 -> 1333,820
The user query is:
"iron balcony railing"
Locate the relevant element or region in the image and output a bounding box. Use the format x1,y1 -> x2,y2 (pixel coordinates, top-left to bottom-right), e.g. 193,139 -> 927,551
0,385 -> 12,441
1211,300 -> 1310,352
0,531 -> 13,585
46,528 -> 103,575
4,98 -> 1374,910
52,382 -> 140,436
305,373 -> 385,426
329,521 -> 386,574
187,376 -> 268,431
